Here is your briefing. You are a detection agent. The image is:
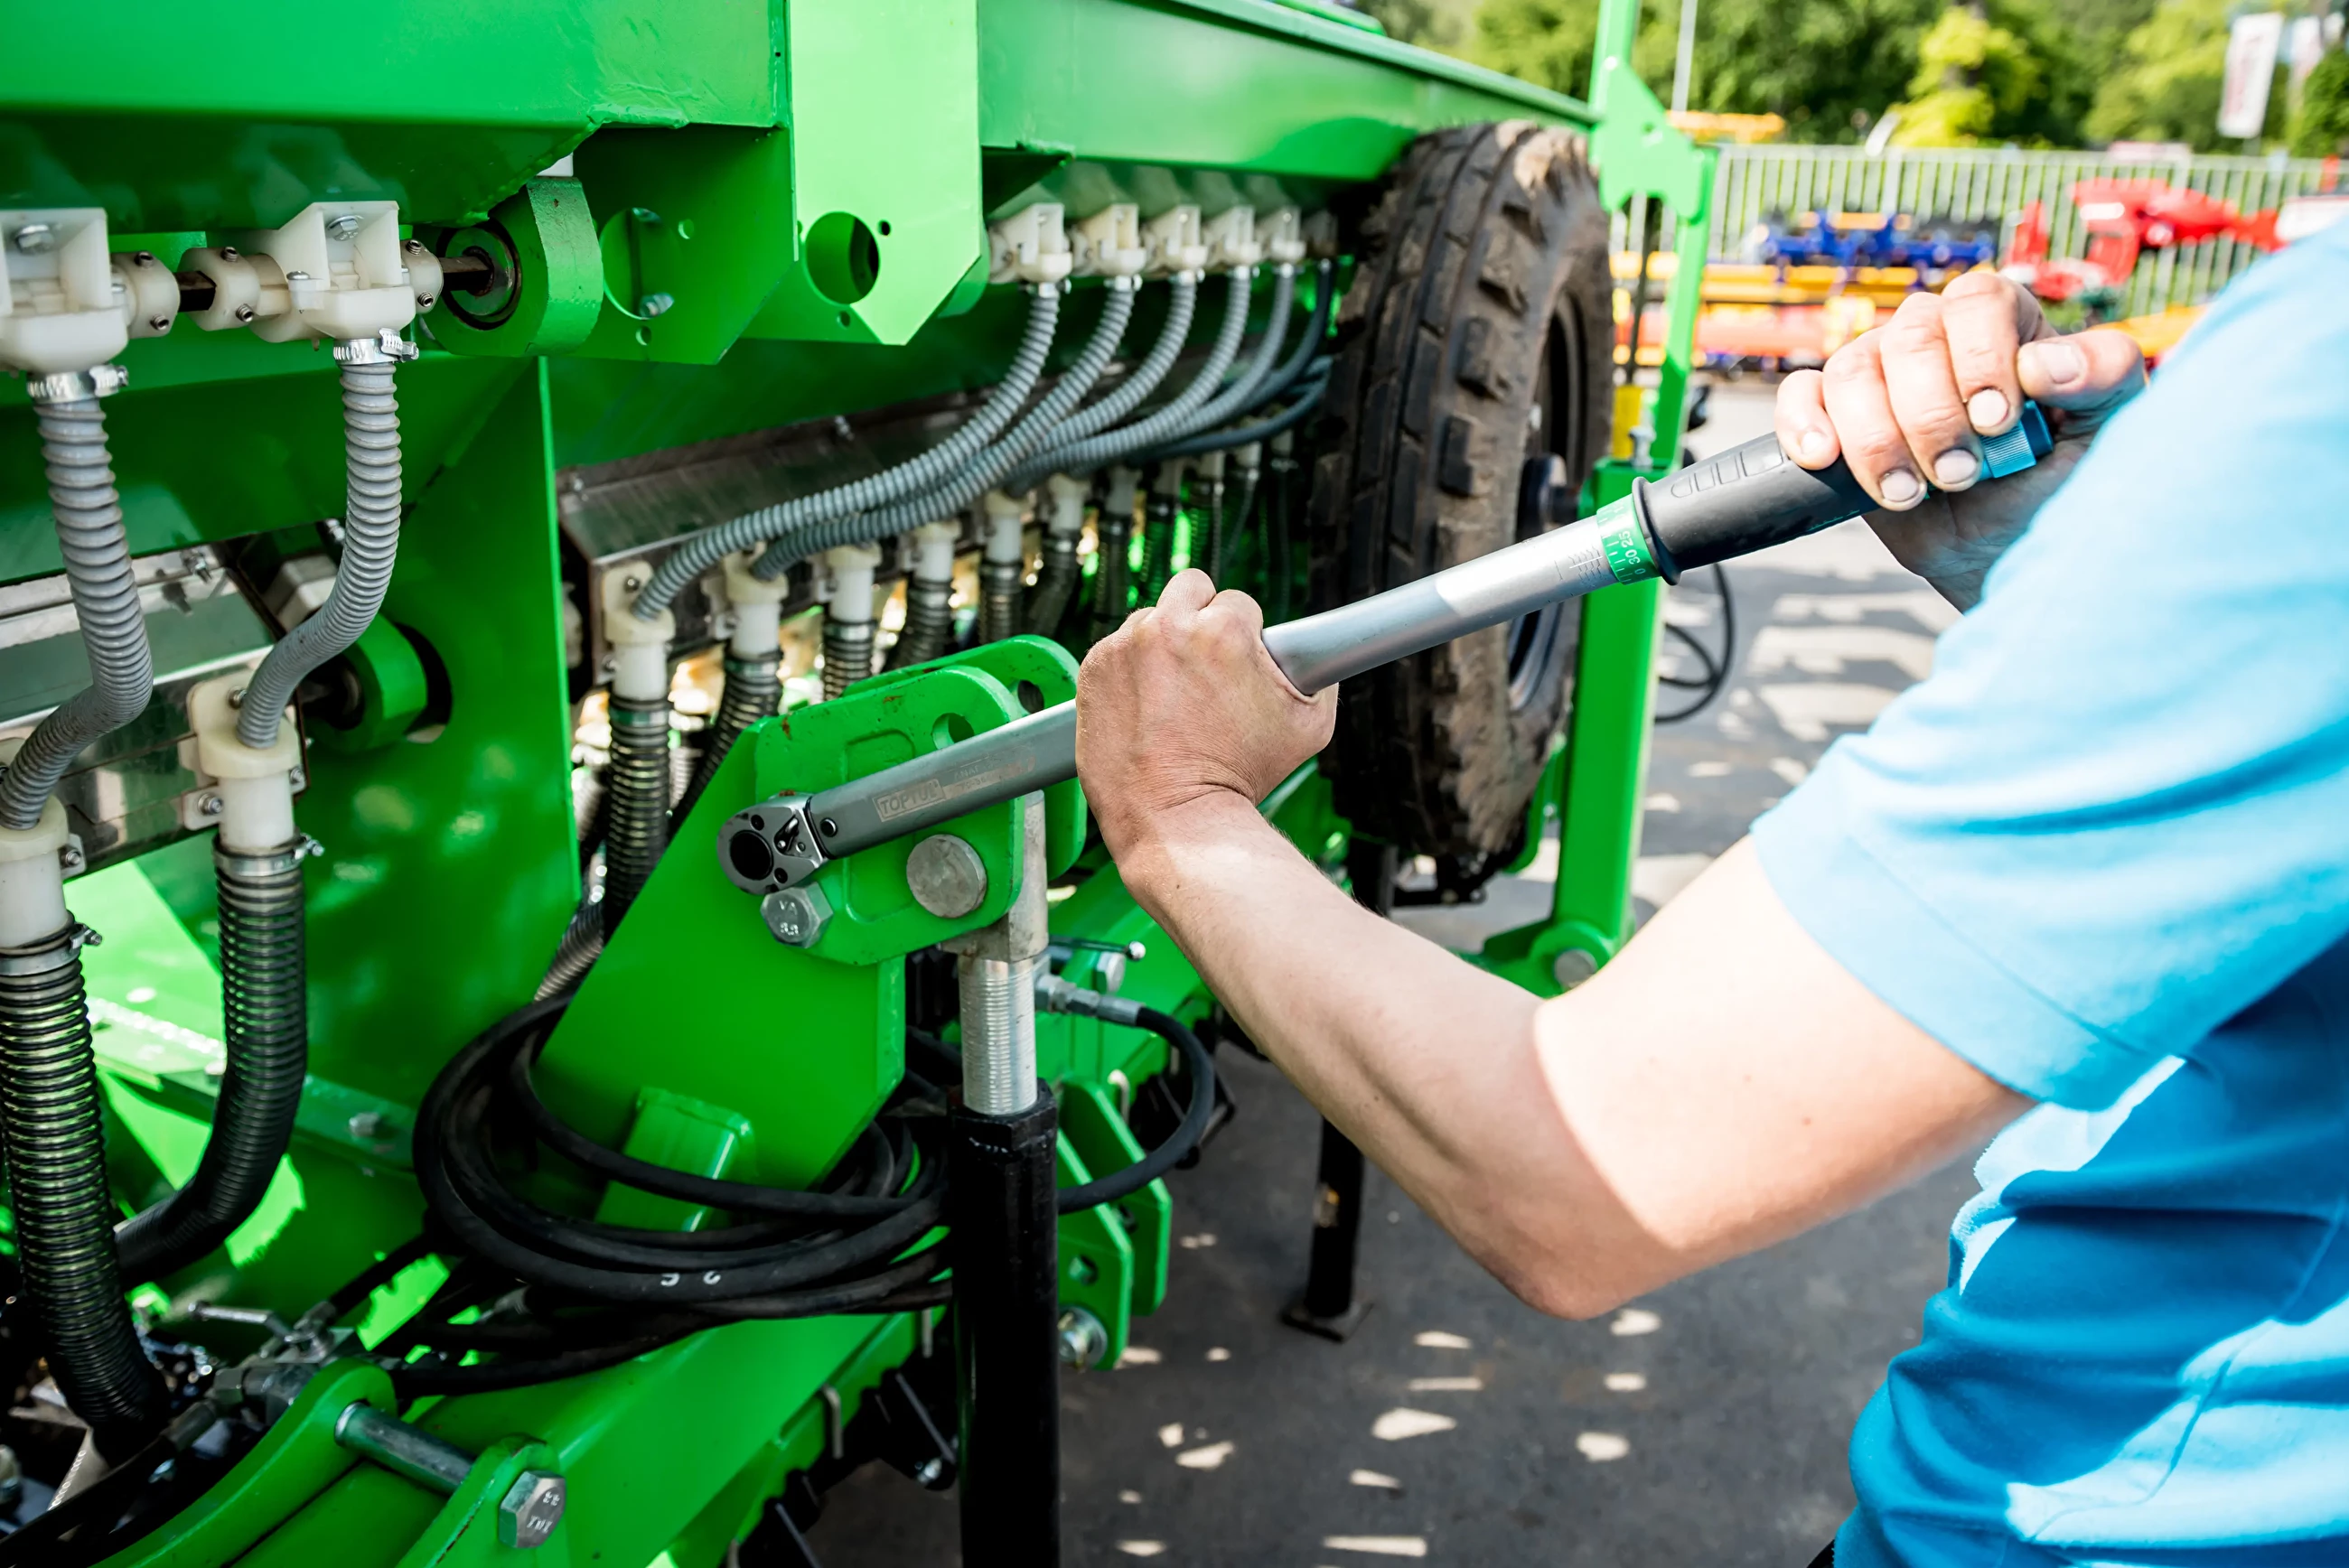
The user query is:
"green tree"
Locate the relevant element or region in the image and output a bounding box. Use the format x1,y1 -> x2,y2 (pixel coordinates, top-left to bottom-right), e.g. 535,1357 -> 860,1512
1889,0 -> 2094,146
2288,46 -> 2349,156
2083,0 -> 2290,151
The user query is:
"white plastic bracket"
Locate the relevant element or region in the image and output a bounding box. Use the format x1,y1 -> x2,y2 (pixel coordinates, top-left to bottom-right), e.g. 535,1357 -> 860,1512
601,561 -> 676,703
0,209 -> 129,375
1259,207 -> 1308,266
1202,207 -> 1264,272
987,204 -> 1073,287
1043,473 -> 1090,539
1141,207 -> 1208,279
183,201 -> 416,344
1070,204 -> 1149,279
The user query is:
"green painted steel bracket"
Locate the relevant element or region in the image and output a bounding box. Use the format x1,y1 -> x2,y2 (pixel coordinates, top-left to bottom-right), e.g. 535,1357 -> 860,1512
1055,1131 -> 1137,1368
1061,1079 -> 1171,1319
392,1435 -> 569,1568
99,1359 -> 394,1568
421,180 -> 604,359
311,619 -> 429,754
594,1087 -> 756,1233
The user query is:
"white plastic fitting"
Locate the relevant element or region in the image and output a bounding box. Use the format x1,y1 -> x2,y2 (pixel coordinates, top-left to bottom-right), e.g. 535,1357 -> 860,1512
1103,464 -> 1143,526
183,201 -> 416,344
821,543 -> 884,623
908,518 -> 961,584
1303,211 -> 1340,260
0,208 -> 130,375
987,204 -> 1073,287
1202,207 -> 1264,271
1070,205 -> 1149,279
1259,207 -> 1308,266
722,548 -> 791,659
1197,449 -> 1226,482
1141,207 -> 1209,278
601,564 -> 676,705
981,490 -> 1028,565
113,249 -> 179,340
189,675 -> 301,854
1152,460 -> 1189,501
0,734 -> 70,947
400,238 -> 446,315
1043,472 -> 1090,541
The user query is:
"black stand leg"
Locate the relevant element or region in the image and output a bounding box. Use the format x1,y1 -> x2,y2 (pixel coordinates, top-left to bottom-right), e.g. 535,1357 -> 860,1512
1281,842 -> 1392,1342
950,1094 -> 1062,1568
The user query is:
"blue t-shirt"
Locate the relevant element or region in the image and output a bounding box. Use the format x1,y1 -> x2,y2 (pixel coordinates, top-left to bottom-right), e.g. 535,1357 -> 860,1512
1755,219 -> 2349,1568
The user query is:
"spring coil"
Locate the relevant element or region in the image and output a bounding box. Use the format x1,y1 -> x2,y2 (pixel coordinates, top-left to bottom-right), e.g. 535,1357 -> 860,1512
633,287 -> 1062,621
978,558 -> 1024,645
822,618 -> 875,701
115,846 -> 308,1283
1088,515 -> 1134,645
239,359 -> 401,751
1200,481 -> 1229,582
601,698 -> 671,938
0,397 -> 152,830
1139,490 -> 1177,605
1024,534 -> 1082,644
889,577 -> 957,670
672,654 -> 782,825
0,932 -> 167,1457
751,282 -> 1137,582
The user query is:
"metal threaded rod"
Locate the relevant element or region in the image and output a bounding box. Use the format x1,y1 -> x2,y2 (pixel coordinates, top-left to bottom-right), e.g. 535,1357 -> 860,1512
958,955 -> 1039,1117
239,351 -> 404,751
674,653 -> 781,824
978,558 -> 1024,645
890,576 -> 957,669
0,931 -> 167,1457
115,844 -> 308,1283
601,697 -> 671,938
0,395 -> 152,830
822,617 -> 875,700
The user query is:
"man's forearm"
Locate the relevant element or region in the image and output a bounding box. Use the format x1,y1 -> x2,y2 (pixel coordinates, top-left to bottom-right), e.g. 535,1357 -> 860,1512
1114,793 -> 1641,1313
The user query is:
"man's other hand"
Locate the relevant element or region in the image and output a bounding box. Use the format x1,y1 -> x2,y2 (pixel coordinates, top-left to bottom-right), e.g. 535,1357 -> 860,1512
1774,272 -> 2146,608
1076,569 -> 1336,860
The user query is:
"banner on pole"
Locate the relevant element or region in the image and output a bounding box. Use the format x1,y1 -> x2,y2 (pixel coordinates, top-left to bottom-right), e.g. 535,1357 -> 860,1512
2219,12 -> 2286,140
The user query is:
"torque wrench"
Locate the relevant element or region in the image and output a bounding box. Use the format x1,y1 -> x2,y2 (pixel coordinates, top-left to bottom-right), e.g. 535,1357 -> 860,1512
720,404 -> 2053,894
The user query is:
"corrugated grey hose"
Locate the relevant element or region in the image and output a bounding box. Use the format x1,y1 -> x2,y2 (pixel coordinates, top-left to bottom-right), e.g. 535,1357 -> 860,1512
0,930 -> 169,1460
1145,264 -> 1296,453
239,357 -> 403,750
115,842 -> 307,1283
632,286 -> 1064,624
671,649 -> 782,827
1009,267 -> 1255,489
745,280 -> 1144,582
0,397 -> 153,829
1149,361 -> 1332,462
1138,258 -> 1332,464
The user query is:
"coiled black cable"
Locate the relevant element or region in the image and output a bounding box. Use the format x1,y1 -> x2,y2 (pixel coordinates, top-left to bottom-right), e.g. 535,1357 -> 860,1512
115,843 -> 309,1282
1656,561 -> 1738,723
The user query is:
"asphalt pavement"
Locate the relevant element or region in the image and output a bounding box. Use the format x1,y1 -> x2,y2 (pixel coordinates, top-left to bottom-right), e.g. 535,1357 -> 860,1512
810,381 -> 1984,1567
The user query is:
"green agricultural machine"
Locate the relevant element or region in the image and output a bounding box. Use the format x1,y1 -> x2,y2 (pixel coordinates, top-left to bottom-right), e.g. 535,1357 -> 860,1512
0,2 -> 1709,1561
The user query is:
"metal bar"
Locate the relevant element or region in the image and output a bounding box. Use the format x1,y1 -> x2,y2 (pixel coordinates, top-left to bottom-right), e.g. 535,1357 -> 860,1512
334,1404 -> 476,1495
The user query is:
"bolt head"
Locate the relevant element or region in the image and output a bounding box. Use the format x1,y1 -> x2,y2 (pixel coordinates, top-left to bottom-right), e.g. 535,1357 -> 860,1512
11,223 -> 54,254
497,1471 -> 566,1549
324,214 -> 361,242
416,293 -> 435,310
220,246 -> 241,262
197,792 -> 223,817
347,1110 -> 386,1141
1056,1307 -> 1109,1369
761,883 -> 832,947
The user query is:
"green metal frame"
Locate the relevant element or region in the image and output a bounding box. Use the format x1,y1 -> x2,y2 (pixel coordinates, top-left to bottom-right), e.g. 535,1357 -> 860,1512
0,1 -> 1710,1559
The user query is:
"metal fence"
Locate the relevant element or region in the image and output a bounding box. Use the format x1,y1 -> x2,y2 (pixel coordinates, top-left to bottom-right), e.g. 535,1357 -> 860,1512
1626,145 -> 2339,317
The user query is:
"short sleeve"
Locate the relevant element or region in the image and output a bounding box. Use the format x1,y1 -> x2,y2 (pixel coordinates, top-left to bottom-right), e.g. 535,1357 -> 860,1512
1753,225 -> 2349,1110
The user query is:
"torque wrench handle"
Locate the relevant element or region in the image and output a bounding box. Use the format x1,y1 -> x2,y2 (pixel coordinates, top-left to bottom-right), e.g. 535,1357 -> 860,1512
781,403 -> 2051,866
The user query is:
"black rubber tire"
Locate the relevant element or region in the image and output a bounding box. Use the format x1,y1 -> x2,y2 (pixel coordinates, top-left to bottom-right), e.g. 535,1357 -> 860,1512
1308,121 -> 1614,882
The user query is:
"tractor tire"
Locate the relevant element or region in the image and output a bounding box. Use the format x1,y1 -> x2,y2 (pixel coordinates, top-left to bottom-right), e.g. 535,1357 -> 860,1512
1307,120 -> 1614,890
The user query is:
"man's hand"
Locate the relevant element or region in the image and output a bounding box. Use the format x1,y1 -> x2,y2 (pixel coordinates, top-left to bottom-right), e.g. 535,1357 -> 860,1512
1076,568 -> 1336,865
1774,272 -> 2146,608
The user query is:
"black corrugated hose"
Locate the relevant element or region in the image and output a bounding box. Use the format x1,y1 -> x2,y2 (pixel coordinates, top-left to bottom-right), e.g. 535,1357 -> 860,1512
0,928 -> 168,1459
600,697 -> 671,937
114,843 -> 310,1283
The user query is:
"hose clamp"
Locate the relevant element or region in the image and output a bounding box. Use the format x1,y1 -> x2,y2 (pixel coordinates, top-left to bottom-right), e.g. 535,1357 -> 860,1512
0,921 -> 101,976
24,364 -> 128,404
606,697 -> 672,733
333,329 -> 422,366
215,835 -> 323,880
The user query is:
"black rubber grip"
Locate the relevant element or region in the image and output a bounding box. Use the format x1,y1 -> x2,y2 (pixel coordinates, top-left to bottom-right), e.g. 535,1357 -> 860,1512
1633,436 -> 1875,578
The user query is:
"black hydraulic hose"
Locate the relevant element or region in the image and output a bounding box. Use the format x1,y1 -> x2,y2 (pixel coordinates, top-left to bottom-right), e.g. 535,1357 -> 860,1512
600,697 -> 669,938
0,928 -> 168,1459
1056,1009 -> 1214,1213
0,1398 -> 216,1568
0,393 -> 152,829
114,842 -> 309,1283
888,569 -> 958,669
239,351 -> 404,750
1025,532 -> 1083,643
634,286 -> 1063,621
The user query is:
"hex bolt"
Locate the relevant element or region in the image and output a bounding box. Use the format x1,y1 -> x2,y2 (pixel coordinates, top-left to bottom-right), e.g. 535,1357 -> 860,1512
11,223 -> 54,254
1056,1307 -> 1109,1369
348,1110 -> 387,1142
637,292 -> 675,318
761,884 -> 832,947
196,793 -> 223,817
499,1471 -> 566,1549
906,835 -> 987,919
325,214 -> 360,242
